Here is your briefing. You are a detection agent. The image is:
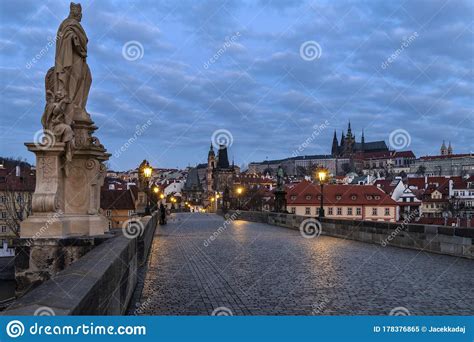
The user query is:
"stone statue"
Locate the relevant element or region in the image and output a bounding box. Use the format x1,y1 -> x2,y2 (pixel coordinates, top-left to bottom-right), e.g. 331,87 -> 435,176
54,2 -> 91,124
41,2 -> 93,164
276,165 -> 284,189
21,2 -> 110,239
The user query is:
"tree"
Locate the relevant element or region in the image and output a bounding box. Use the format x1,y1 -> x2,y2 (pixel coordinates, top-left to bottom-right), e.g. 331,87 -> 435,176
416,165 -> 426,176
0,158 -> 34,237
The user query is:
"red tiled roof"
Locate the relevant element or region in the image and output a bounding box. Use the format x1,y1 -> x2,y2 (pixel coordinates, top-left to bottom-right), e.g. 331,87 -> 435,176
286,180 -> 397,206
394,151 -> 415,158
0,161 -> 35,192
100,189 -> 135,210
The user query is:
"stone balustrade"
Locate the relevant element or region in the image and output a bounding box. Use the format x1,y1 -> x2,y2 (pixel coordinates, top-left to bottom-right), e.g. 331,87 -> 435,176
226,211 -> 473,259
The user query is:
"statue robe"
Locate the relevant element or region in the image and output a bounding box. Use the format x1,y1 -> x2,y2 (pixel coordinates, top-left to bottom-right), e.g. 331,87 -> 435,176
54,17 -> 92,124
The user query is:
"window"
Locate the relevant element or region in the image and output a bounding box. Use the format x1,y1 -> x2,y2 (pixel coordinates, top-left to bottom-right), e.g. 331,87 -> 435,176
337,207 -> 342,215
328,207 -> 333,215
372,208 -> 377,216
351,195 -> 357,200
305,195 -> 311,200
367,195 -> 373,200
128,210 -> 135,216
305,207 -> 310,215
1,212 -> 6,219
0,196 -> 5,203
108,221 -> 112,229
291,207 -> 296,214
106,210 -> 112,217
356,207 -> 362,215
290,195 -> 297,201
336,195 -> 342,201
385,208 -> 390,216
374,195 -> 380,200
347,207 -> 353,215
1,226 -> 6,233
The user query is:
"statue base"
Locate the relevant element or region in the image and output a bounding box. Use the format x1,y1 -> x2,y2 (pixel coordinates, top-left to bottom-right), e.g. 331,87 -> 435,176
20,142 -> 110,238
274,189 -> 287,213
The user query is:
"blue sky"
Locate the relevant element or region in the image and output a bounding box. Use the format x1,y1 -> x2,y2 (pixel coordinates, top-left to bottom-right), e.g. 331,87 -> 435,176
1,0 -> 473,171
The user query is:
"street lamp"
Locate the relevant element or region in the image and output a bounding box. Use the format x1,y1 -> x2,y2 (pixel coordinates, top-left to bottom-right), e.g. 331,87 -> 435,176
236,187 -> 243,210
143,162 -> 153,215
317,168 -> 328,219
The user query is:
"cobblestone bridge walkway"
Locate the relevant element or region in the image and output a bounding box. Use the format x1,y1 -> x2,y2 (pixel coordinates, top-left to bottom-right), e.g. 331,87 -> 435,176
136,213 -> 474,315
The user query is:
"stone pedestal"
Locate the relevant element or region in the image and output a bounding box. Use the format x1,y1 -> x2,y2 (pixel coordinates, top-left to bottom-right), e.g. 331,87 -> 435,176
13,235 -> 111,296
274,189 -> 287,213
20,141 -> 110,238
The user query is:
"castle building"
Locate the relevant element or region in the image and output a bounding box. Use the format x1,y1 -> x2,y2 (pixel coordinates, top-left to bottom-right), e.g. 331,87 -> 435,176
331,121 -> 389,158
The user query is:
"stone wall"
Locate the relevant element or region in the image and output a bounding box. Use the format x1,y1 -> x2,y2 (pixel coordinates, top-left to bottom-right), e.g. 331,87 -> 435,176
3,213 -> 158,315
227,211 -> 474,259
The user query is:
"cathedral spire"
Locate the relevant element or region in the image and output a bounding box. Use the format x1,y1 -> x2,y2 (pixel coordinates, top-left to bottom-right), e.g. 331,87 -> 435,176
331,130 -> 339,156
361,129 -> 365,144
347,120 -> 352,137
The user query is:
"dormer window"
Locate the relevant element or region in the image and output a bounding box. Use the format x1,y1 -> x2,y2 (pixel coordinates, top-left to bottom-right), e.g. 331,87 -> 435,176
351,195 -> 357,200
336,195 -> 342,201
290,195 -> 297,201
374,195 -> 380,200
367,195 -> 373,200
305,195 -> 312,200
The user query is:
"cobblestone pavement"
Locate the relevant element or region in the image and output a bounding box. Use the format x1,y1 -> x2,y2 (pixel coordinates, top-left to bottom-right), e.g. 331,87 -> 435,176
136,213 -> 474,315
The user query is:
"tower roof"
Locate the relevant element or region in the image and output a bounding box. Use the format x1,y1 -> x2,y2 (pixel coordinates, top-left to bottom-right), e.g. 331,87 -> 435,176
216,145 -> 230,169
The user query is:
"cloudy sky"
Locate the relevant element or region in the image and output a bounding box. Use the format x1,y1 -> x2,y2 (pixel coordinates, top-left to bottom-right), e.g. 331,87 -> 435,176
1,0 -> 473,170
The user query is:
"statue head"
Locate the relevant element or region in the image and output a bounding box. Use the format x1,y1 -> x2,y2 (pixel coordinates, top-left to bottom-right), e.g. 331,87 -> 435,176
69,2 -> 82,21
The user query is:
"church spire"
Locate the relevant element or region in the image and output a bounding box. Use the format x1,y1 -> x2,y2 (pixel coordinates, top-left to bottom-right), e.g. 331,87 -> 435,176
347,120 -> 352,137
361,129 -> 365,144
331,130 -> 339,156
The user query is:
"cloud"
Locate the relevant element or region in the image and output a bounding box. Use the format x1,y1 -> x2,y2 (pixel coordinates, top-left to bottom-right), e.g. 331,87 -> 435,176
0,0 -> 472,169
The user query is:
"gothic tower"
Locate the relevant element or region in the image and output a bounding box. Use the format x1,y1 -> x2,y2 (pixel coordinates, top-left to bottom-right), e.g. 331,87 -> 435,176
447,141 -> 453,155
207,143 -> 215,193
440,140 -> 448,156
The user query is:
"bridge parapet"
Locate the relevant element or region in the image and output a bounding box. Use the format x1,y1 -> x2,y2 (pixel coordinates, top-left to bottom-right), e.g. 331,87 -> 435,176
228,211 -> 473,259
3,214 -> 158,316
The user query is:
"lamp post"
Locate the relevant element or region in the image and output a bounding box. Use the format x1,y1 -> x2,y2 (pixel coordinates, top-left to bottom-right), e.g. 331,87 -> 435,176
143,162 -> 152,215
236,187 -> 243,210
152,186 -> 159,211
317,169 -> 328,219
